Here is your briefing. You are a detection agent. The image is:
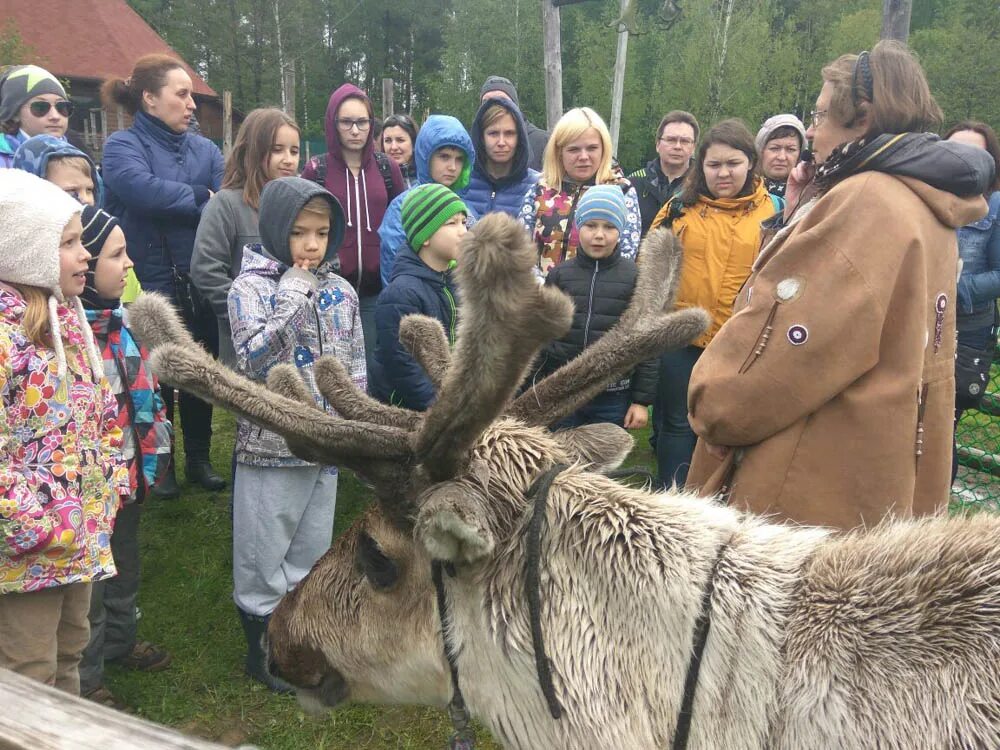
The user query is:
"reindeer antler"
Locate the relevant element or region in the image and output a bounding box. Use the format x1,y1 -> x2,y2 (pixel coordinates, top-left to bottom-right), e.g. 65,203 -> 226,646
398,315 -> 452,390
414,213 -> 573,481
508,228 -> 710,427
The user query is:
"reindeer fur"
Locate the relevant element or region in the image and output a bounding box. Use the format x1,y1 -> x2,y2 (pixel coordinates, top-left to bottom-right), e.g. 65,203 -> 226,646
398,315 -> 452,391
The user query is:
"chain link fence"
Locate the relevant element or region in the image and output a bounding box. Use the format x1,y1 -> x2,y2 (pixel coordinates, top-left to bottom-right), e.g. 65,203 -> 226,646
953,351 -> 1000,513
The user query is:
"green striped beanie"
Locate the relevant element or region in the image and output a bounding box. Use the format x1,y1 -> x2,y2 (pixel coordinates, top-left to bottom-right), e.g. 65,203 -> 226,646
401,183 -> 468,252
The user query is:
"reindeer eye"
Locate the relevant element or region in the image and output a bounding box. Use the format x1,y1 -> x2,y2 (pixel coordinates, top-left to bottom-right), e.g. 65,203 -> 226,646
356,532 -> 399,590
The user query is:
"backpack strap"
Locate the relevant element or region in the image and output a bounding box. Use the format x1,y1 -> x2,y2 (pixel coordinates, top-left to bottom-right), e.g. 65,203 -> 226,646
374,150 -> 398,200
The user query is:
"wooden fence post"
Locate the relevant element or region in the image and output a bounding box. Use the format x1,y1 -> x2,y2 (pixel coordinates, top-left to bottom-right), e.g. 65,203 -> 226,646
542,0 -> 563,130
609,0 -> 629,154
881,0 -> 912,42
382,77 -> 394,119
223,91 -> 233,158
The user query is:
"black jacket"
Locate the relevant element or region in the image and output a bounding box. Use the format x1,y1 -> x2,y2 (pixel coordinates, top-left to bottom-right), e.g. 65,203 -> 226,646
628,158 -> 686,236
533,246 -> 657,405
525,120 -> 550,173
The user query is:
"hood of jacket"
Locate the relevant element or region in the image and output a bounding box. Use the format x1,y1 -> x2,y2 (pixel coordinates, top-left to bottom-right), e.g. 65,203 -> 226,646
12,133 -> 104,207
388,244 -> 450,287
258,176 -> 346,268
819,132 -> 997,199
323,83 -> 377,169
414,115 -> 475,191
470,96 -> 531,188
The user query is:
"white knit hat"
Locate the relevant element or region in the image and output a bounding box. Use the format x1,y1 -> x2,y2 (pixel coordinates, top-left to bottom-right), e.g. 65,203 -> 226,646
755,114 -> 808,156
0,169 -> 103,377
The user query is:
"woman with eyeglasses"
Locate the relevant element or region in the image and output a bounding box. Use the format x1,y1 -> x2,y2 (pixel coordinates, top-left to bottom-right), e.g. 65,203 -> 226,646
0,64 -> 74,168
302,85 -> 405,379
381,114 -> 419,188
684,41 -> 996,531
101,54 -> 227,495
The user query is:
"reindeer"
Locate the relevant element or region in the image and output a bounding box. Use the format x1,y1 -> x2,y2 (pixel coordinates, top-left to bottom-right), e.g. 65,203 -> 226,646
129,214 -> 1000,750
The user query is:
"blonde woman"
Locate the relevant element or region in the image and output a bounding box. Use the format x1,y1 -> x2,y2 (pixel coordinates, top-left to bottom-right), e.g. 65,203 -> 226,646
518,107 -> 640,275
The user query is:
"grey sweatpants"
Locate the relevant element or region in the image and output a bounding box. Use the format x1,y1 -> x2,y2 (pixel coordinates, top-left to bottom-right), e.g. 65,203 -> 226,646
232,464 -> 338,616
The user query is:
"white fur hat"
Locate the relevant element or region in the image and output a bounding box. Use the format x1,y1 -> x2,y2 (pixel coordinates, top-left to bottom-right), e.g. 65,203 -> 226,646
0,169 -> 102,377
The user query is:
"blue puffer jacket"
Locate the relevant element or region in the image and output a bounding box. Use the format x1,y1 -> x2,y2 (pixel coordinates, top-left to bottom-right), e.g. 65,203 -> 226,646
379,115 -> 476,286
370,246 -> 458,410
957,190 -> 1000,322
102,110 -> 224,296
461,97 -> 539,220
0,132 -> 24,169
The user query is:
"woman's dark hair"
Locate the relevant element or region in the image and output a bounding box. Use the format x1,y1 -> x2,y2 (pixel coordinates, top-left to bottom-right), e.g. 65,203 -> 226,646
944,120 -> 1000,193
222,107 -> 300,210
101,54 -> 186,115
681,118 -> 757,204
381,113 -> 418,146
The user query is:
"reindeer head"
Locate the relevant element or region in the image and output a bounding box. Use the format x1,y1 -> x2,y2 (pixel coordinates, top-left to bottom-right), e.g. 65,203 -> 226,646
128,214 -> 709,708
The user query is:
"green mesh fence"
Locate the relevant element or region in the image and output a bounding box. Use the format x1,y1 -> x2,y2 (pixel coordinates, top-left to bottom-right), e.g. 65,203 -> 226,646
953,352 -> 1000,513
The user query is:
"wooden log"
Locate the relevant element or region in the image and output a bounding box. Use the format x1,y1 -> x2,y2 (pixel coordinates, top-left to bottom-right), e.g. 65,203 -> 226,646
609,0 -> 629,154
223,91 -> 233,159
382,77 -> 394,119
957,444 -> 1000,479
541,0 -> 563,130
0,667 -> 259,750
880,0 -> 912,42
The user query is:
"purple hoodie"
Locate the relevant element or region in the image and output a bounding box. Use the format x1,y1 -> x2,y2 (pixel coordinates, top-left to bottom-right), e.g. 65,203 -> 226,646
301,84 -> 405,297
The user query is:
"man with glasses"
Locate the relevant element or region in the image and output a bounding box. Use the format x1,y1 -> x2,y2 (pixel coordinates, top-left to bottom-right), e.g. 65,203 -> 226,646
628,110 -> 699,235
0,65 -> 74,168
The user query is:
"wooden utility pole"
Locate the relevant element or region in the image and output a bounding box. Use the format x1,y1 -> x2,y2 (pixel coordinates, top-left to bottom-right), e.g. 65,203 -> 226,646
880,0 -> 912,42
223,91 -> 233,158
282,67 -> 296,117
542,0 -> 563,130
382,78 -> 394,119
609,0 -> 629,153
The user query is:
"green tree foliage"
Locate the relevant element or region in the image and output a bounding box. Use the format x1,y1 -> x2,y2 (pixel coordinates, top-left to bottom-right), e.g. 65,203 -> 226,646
123,0 -> 998,168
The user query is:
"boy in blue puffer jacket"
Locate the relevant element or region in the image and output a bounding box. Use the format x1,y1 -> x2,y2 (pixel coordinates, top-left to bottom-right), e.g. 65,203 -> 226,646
371,183 -> 467,410
378,115 -> 476,286
461,96 -> 539,220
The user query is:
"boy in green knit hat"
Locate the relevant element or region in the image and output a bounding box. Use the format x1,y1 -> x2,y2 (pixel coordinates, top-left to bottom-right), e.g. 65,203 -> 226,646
371,183 -> 468,409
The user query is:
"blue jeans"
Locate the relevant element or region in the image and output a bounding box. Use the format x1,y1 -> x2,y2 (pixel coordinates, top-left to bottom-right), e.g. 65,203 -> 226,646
655,345 -> 702,488
359,294 -> 378,390
556,389 -> 630,430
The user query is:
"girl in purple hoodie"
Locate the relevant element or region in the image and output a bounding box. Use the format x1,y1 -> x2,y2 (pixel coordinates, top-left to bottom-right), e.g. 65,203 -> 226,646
301,84 -> 405,378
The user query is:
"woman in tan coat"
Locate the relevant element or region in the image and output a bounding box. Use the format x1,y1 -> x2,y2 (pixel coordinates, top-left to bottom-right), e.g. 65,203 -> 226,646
685,41 -> 996,530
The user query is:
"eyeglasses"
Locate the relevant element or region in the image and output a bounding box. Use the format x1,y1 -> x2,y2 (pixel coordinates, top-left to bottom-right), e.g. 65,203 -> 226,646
659,136 -> 695,146
336,117 -> 371,131
29,100 -> 74,118
808,109 -> 828,129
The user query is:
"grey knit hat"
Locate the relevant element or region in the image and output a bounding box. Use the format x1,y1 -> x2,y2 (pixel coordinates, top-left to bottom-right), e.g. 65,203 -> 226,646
755,114 -> 807,155
0,65 -> 68,124
479,75 -> 520,107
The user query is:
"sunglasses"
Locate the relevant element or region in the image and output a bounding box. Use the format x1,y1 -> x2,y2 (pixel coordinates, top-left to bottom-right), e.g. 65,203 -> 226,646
28,100 -> 74,118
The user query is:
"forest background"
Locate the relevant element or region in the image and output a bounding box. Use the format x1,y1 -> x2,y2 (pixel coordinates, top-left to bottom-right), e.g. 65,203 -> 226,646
4,0 -> 998,171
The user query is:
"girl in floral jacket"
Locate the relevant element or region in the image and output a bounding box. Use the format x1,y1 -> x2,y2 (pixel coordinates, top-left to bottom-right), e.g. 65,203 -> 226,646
0,170 -> 128,695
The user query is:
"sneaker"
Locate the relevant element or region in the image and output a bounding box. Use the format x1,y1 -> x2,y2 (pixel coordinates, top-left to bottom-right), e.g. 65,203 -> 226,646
114,640 -> 172,672
83,684 -> 130,712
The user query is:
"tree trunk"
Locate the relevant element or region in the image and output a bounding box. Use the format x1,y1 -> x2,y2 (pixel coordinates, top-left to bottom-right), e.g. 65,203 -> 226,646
542,0 -> 563,130
881,0 -> 912,43
609,0 -> 630,154
708,0 -> 736,122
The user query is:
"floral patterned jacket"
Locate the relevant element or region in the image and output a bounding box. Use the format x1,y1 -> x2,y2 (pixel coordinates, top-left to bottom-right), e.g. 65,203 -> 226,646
518,177 -> 641,276
0,287 -> 129,594
228,246 -> 367,467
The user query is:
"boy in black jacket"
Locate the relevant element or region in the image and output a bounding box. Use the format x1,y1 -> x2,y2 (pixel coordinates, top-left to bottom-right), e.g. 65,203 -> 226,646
531,185 -> 657,428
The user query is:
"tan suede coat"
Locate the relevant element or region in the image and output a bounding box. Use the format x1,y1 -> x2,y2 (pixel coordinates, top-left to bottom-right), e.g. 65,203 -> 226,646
686,171 -> 987,530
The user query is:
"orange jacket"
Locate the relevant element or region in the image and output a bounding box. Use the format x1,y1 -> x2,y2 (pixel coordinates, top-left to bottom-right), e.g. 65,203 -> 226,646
651,178 -> 777,348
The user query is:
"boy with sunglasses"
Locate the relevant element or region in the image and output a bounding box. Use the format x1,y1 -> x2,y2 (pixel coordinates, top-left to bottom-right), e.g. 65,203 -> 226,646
0,65 -> 74,168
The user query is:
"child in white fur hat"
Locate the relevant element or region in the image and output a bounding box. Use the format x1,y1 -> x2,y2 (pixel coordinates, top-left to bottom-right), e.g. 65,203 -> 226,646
0,169 -> 129,695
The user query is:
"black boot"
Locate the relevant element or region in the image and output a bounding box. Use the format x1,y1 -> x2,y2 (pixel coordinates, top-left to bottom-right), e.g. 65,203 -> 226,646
150,461 -> 181,500
237,608 -> 294,694
185,450 -> 226,492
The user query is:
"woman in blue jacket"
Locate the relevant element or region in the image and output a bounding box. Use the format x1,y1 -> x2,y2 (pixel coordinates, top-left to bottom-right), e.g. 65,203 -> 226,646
101,54 -> 226,495
461,97 -> 539,219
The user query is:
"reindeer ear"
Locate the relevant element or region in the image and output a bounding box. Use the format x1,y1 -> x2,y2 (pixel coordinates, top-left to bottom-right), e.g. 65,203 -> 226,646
553,423 -> 634,472
415,481 -> 494,566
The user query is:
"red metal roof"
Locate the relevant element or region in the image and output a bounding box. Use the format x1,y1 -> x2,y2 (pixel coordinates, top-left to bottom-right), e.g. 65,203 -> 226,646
1,0 -> 217,97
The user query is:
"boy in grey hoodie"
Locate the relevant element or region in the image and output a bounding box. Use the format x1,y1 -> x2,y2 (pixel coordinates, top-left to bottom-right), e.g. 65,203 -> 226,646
227,176 -> 365,691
